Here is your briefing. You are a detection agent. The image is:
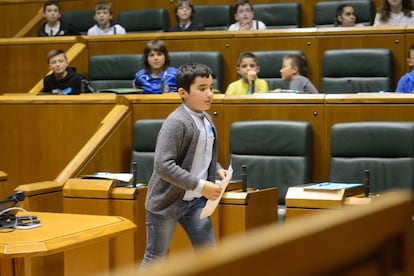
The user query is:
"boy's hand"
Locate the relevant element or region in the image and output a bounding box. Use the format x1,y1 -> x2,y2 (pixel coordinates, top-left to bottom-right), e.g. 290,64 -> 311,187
201,181 -> 222,201
247,70 -> 257,82
217,169 -> 227,180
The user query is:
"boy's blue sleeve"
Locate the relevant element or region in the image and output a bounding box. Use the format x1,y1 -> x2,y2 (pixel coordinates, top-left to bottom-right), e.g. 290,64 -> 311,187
164,67 -> 178,92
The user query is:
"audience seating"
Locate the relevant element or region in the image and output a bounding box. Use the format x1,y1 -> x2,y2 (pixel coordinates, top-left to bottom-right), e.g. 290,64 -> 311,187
329,121 -> 414,193
313,0 -> 375,27
88,54 -> 142,91
169,51 -> 224,92
192,5 -> 232,30
254,3 -> 301,28
320,48 -> 393,93
117,8 -> 169,33
131,119 -> 164,185
61,10 -> 96,35
253,50 -> 305,90
229,120 -> 312,220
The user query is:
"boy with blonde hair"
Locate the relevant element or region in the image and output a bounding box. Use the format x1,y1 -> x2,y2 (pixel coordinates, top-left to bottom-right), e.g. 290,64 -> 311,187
87,1 -> 126,35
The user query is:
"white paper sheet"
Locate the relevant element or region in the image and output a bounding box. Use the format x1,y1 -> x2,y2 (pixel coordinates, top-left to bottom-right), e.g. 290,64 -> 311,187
200,165 -> 233,219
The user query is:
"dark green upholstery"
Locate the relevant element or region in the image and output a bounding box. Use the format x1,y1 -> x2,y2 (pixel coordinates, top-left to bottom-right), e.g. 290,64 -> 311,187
131,119 -> 164,185
330,122 -> 414,192
193,5 -> 232,30
314,0 -> 375,27
254,3 -> 301,28
321,48 -> 393,93
117,9 -> 169,33
88,54 -> 142,91
61,10 -> 95,35
253,50 -> 304,90
169,51 -> 224,92
229,120 -> 312,205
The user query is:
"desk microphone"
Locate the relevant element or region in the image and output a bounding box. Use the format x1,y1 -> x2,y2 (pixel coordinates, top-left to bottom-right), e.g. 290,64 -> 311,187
241,165 -> 247,192
250,80 -> 255,94
364,170 -> 370,197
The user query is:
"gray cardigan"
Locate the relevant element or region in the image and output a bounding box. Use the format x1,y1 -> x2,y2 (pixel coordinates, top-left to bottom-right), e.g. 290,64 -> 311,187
145,104 -> 222,217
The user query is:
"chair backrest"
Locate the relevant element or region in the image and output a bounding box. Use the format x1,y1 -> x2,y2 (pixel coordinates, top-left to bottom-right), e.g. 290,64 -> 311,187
229,120 -> 312,204
131,119 -> 164,185
193,5 -> 232,30
253,50 -> 305,90
330,122 -> 414,193
320,48 -> 393,93
169,51 -> 224,92
61,10 -> 95,35
313,0 -> 375,27
88,54 -> 142,91
117,8 -> 169,33
254,3 -> 301,29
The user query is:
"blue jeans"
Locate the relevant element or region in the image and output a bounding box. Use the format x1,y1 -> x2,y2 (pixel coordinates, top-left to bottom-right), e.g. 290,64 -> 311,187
140,197 -> 215,268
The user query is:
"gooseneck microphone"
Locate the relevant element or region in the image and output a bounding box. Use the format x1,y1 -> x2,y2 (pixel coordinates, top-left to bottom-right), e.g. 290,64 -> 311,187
241,165 -> 247,192
250,80 -> 255,94
364,170 -> 370,197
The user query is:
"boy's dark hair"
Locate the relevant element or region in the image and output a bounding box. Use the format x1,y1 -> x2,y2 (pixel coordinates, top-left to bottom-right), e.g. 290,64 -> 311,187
234,0 -> 253,14
94,1 -> 112,15
174,0 -> 195,21
335,4 -> 354,26
47,49 -> 67,63
284,54 -> 308,77
43,0 -> 60,12
236,52 -> 258,66
143,39 -> 170,73
177,63 -> 212,92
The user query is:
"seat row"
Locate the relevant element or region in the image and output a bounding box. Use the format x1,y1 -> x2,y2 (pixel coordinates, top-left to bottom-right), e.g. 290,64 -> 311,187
88,48 -> 393,93
133,119 -> 414,218
61,0 -> 375,34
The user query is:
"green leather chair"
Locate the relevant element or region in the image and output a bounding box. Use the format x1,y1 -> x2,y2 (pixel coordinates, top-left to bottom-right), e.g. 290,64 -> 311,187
254,3 -> 301,29
131,119 -> 164,185
193,5 -> 232,30
253,50 -> 305,91
320,48 -> 393,93
88,54 -> 142,91
229,120 -> 313,208
61,10 -> 95,35
330,122 -> 414,193
169,51 -> 224,92
117,8 -> 169,33
313,0 -> 375,27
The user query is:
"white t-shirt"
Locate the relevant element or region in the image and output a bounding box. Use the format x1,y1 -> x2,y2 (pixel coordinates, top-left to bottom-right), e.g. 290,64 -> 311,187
228,20 -> 267,30
373,11 -> 414,26
87,24 -> 126,35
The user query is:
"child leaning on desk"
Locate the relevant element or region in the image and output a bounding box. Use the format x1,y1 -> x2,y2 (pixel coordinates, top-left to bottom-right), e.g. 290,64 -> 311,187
272,54 -> 318,94
225,51 -> 269,95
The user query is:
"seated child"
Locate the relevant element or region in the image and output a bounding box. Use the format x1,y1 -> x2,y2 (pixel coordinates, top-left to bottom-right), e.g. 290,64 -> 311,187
133,39 -> 177,94
87,1 -> 126,35
228,0 -> 266,31
273,54 -> 318,93
335,4 -> 364,27
169,0 -> 205,32
43,49 -> 91,95
38,1 -> 80,36
396,44 -> 414,93
225,52 -> 269,95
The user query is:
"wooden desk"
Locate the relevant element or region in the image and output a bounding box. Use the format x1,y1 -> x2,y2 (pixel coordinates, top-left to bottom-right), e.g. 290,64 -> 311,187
0,211 -> 136,276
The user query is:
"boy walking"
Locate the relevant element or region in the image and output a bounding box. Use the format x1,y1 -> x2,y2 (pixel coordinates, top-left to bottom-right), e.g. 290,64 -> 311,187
140,63 -> 227,268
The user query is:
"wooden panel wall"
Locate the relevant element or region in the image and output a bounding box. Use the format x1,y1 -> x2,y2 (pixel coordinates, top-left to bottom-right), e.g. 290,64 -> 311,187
0,0 -> 383,38
0,27 -> 408,94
